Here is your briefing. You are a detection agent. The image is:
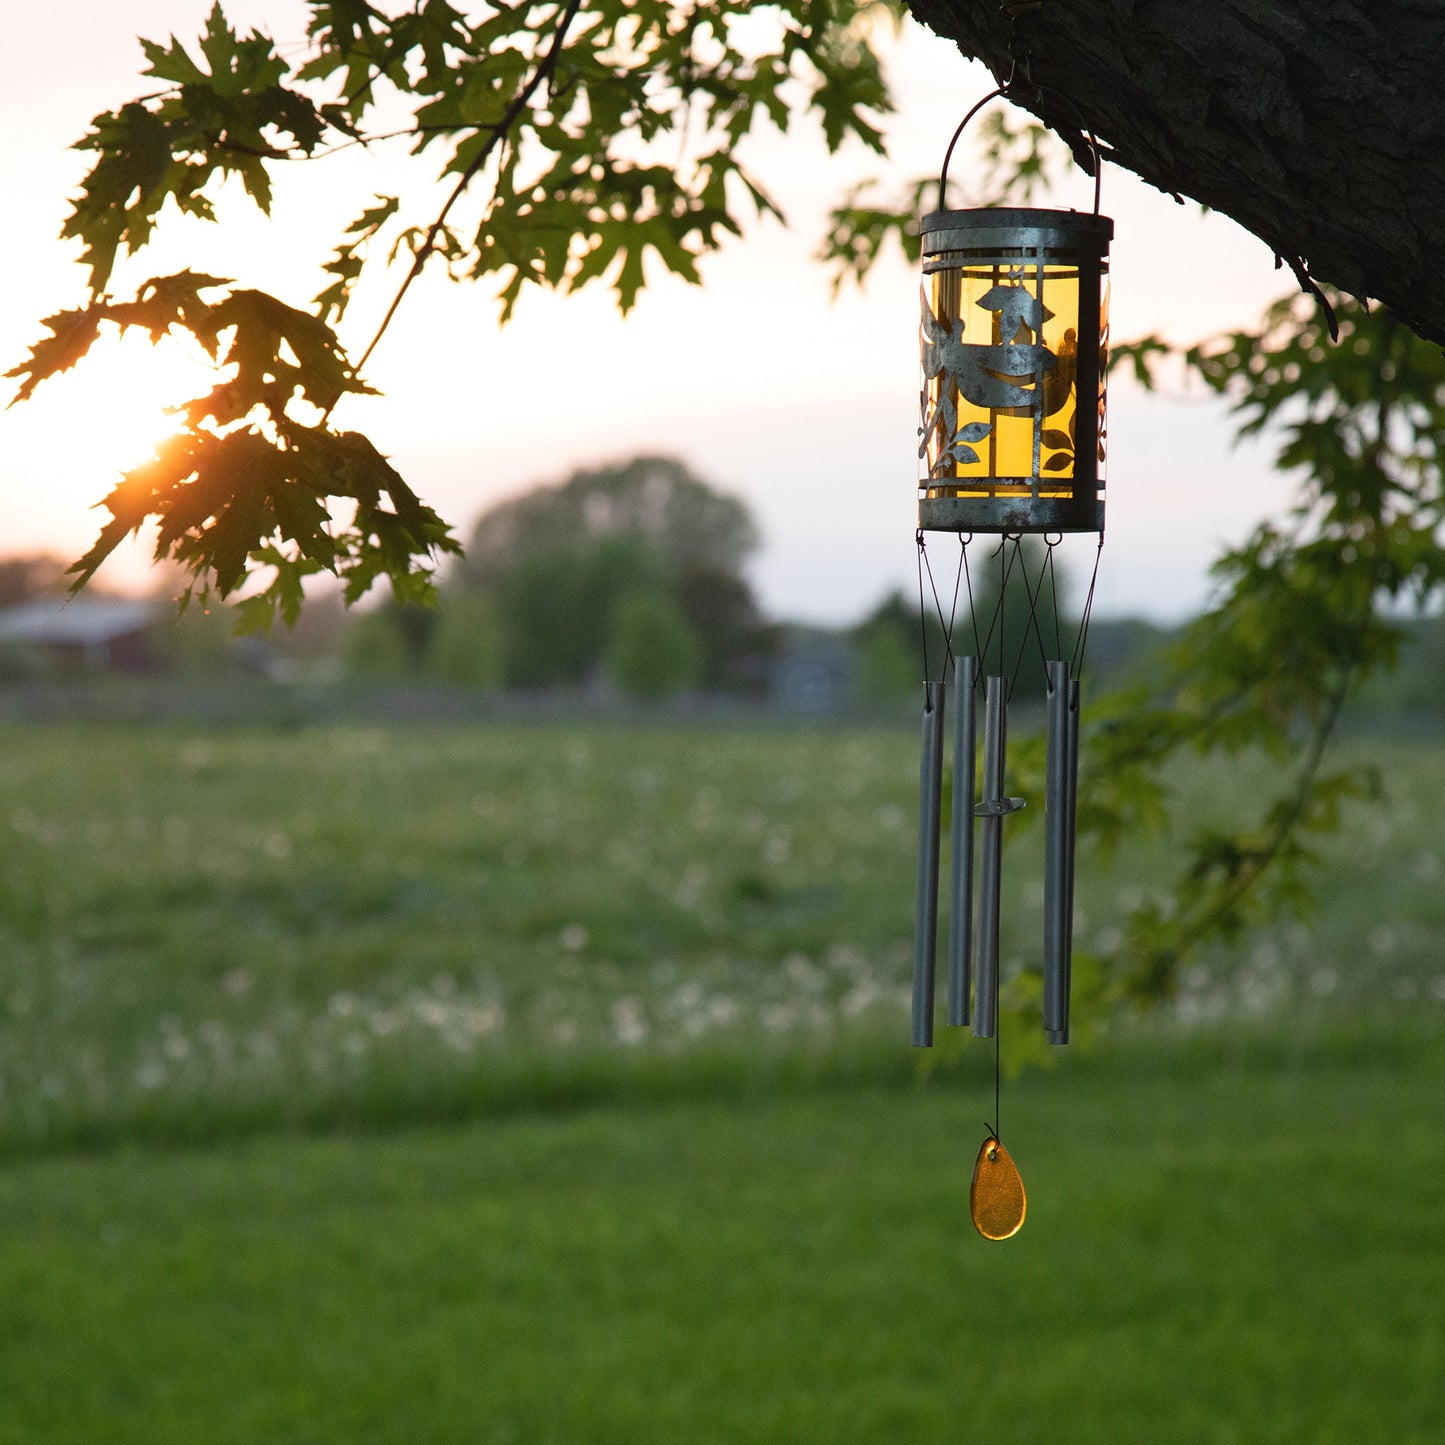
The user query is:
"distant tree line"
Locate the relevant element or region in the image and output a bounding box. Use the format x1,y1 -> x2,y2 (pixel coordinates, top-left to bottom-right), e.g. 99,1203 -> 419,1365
7,462 -> 1445,720
344,456 -> 780,700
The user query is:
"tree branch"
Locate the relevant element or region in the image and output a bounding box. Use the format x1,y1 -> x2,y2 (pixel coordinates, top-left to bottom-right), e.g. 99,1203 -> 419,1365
347,0 -> 585,384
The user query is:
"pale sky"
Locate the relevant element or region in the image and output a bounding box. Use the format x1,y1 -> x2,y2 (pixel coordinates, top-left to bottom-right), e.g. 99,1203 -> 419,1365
0,2 -> 1300,625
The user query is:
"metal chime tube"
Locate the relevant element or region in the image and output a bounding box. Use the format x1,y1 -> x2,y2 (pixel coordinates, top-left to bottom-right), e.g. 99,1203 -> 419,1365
911,681 -> 947,1046
948,655 -> 978,1027
1061,675 -> 1082,1041
973,675 -> 1006,1039
1043,660 -> 1070,1042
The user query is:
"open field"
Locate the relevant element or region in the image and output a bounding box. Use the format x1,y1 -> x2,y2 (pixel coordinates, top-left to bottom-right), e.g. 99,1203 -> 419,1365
0,1021 -> 1441,1444
1,718 -> 1444,1152
0,718 -> 1442,1440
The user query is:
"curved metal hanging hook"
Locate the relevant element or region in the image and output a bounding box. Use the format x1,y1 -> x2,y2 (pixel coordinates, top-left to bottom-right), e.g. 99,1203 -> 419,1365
1042,85 -> 1105,215
937,86 -> 1104,216
936,86 -> 1008,212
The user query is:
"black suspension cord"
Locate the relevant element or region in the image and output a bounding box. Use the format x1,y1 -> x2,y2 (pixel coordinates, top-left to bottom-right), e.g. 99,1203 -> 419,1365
916,531 -> 933,697
920,538 -> 958,672
947,536 -> 968,679
1070,532 -> 1106,679
960,535 -> 983,667
1046,536 -> 1064,660
1007,535 -> 1057,696
975,534 -> 1019,677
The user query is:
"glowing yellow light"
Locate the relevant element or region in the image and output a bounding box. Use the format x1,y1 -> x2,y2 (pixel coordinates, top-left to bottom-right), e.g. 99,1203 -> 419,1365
1,328 -> 219,578
51,333 -> 202,473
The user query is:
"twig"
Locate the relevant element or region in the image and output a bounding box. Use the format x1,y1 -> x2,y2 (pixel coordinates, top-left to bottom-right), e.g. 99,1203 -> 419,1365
345,0 -> 585,389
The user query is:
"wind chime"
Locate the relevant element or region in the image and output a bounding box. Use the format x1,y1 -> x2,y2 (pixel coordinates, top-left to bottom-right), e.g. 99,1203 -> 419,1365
909,90 -> 1111,1240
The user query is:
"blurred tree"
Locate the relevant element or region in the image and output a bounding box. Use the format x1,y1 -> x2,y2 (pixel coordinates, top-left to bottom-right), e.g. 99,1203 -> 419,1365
674,563 -> 776,694
853,590 -> 944,704
491,534 -> 670,689
463,456 -> 758,584
605,590 -> 703,699
430,592 -> 504,691
343,600 -> 435,679
465,459 -> 769,692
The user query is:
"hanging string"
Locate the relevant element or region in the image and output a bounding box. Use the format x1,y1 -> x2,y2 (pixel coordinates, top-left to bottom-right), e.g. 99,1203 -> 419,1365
975,534 -> 1019,677
1045,535 -> 1064,660
947,535 -> 968,677
994,1018 -> 1001,1141
1007,535 -> 1057,696
960,535 -> 983,668
1070,532 -> 1106,679
916,530 -> 933,694
995,530 -> 1005,1144
920,537 -> 958,671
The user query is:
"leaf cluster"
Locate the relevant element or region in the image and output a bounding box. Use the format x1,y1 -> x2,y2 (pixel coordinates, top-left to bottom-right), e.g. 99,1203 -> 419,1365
6,271 -> 457,624
1090,292 -> 1445,1002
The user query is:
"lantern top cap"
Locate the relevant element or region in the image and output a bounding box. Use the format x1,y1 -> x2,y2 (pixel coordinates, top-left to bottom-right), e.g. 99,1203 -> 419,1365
921,207 -> 1113,239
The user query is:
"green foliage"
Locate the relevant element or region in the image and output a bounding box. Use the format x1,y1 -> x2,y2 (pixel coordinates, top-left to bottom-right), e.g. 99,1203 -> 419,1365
463,455 -> 760,582
851,589 -> 943,703
342,600 -> 435,678
605,589 -> 703,699
159,596 -> 243,673
6,271 -> 458,622
674,564 -> 776,692
462,456 -> 769,693
10,1 -> 895,619
429,591 -> 504,690
1095,291 -> 1445,1003
494,535 -> 671,688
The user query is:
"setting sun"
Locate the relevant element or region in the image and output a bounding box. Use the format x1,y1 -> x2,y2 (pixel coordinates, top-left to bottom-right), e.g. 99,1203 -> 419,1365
2,329 -> 218,589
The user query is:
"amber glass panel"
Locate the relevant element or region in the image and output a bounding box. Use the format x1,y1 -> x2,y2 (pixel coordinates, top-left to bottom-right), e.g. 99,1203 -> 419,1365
921,264 -> 1081,494
969,1136 -> 1027,1240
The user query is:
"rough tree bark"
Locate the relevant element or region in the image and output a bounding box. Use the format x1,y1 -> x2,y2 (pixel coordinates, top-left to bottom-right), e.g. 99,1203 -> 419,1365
908,0 -> 1445,344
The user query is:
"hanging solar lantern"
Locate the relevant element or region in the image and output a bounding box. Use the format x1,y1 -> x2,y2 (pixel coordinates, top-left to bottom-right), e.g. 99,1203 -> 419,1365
908,93 -> 1113,1241
917,206 -> 1111,535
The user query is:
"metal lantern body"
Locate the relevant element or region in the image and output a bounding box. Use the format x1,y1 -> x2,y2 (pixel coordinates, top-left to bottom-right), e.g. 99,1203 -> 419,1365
917,207 -> 1112,536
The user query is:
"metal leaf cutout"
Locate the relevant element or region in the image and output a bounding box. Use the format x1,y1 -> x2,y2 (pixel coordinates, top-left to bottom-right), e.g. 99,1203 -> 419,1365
970,1136 -> 1026,1240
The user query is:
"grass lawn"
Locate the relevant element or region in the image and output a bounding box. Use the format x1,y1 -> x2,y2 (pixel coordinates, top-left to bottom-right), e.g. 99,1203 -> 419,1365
0,1020 -> 1440,1444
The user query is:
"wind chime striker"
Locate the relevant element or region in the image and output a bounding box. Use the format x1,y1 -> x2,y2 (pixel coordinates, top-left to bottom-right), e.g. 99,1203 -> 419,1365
909,97 -> 1113,1243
